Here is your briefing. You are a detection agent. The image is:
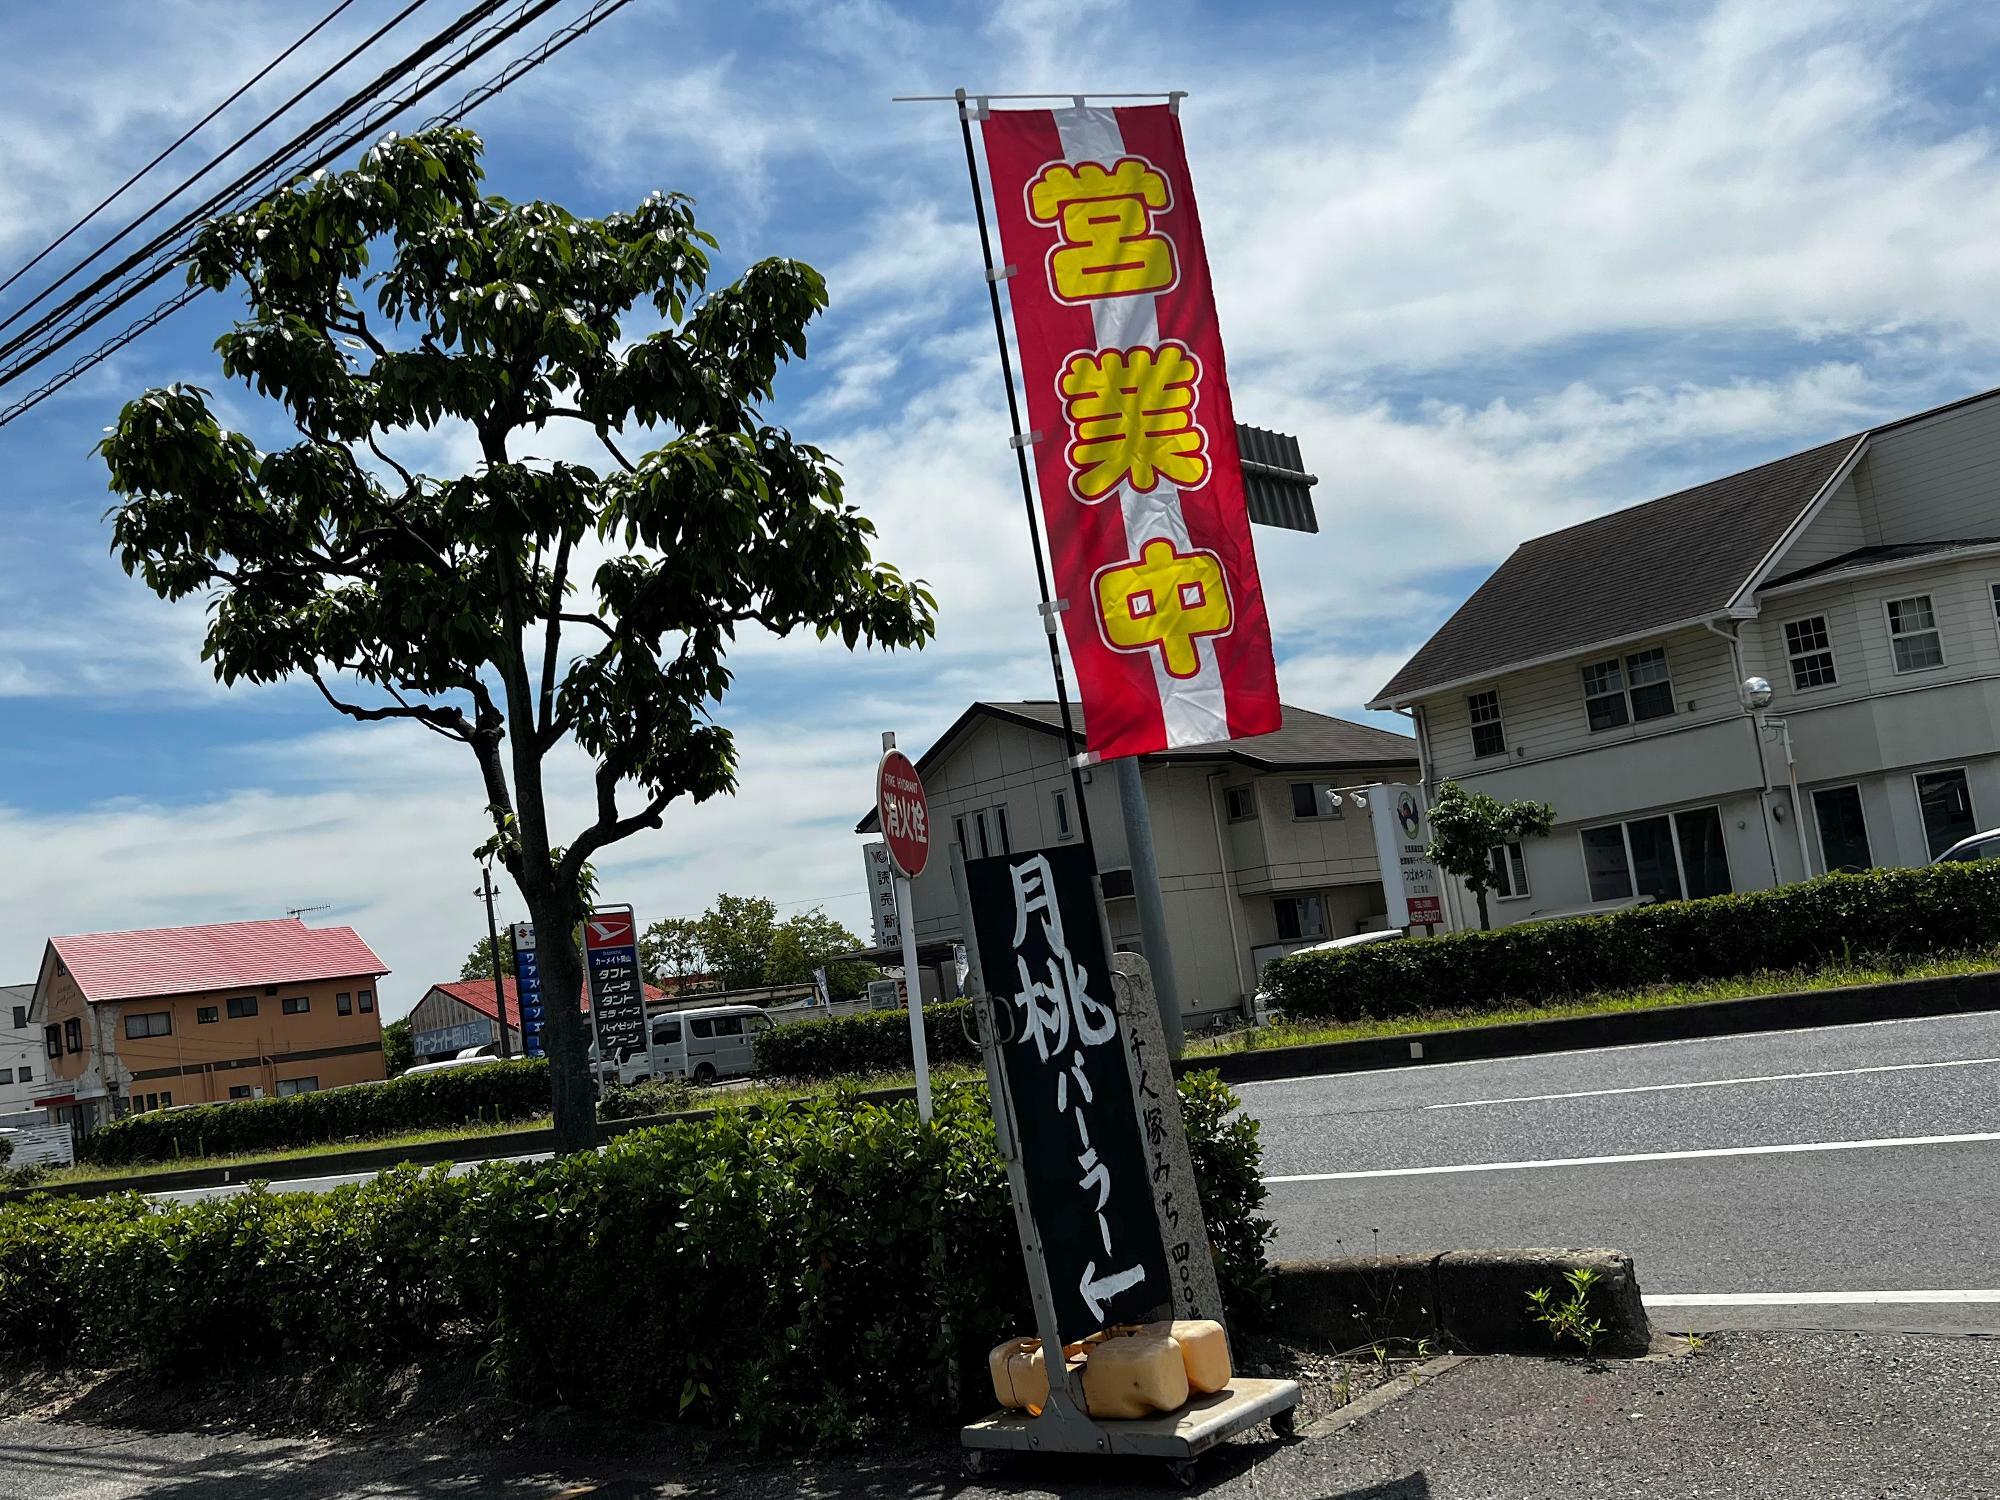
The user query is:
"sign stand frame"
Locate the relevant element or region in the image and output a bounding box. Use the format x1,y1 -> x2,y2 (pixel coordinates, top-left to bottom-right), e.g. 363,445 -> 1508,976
950,845 -> 1299,1482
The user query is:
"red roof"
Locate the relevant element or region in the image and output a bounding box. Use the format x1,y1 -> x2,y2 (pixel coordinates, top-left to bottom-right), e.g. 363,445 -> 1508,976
51,918 -> 388,1004
427,976 -> 668,1031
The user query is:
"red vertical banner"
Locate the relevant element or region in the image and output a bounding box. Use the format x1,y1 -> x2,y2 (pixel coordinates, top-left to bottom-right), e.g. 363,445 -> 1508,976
981,103 -> 1281,761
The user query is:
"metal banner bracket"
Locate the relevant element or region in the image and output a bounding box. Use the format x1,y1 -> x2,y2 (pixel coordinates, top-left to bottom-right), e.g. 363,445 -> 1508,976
1038,598 -> 1070,635
1009,429 -> 1043,450
986,262 -> 1018,282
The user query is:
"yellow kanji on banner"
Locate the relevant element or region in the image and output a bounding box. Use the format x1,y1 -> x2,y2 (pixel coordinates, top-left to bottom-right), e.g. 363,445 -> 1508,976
1028,157 -> 1176,302
1060,343 -> 1207,500
1095,538 -> 1233,679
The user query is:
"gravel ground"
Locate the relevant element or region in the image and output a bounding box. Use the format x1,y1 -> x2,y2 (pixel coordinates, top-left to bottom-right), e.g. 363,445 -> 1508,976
0,1332 -> 1992,1497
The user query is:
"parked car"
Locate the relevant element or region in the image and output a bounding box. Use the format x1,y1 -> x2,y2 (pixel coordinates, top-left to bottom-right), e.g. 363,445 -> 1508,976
1253,928 -> 1406,1023
400,1051 -> 505,1079
593,1004 -> 776,1087
1930,828 -> 2000,864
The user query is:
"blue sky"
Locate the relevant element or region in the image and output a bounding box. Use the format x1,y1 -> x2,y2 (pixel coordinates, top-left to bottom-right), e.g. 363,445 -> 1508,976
7,0 -> 2000,1010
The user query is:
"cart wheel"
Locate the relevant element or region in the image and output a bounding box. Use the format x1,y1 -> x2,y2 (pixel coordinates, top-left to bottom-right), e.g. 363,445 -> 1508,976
1164,1457 -> 1199,1489
1272,1405 -> 1299,1441
960,1447 -> 996,1479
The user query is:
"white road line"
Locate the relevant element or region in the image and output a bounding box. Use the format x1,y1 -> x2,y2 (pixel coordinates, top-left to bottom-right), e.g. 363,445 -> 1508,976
1424,1055 -> 2000,1110
1230,1009 -> 1998,1089
1648,1290 -> 2000,1306
1261,1130 -> 2000,1184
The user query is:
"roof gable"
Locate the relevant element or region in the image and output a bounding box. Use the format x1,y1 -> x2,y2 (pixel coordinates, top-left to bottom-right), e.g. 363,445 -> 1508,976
425,975 -> 668,1029
49,918 -> 388,1004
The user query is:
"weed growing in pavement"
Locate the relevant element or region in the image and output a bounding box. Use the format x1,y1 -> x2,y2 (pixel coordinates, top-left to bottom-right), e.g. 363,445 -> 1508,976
1527,1267 -> 1608,1356
1683,1331 -> 1708,1353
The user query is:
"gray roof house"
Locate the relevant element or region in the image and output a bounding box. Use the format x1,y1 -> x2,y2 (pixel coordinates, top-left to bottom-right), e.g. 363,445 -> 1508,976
1373,385 -> 2000,925
855,701 -> 1418,1020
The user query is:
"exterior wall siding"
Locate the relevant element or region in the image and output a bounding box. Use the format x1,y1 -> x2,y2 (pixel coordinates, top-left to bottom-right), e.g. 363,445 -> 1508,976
1777,475 -> 1867,572
1851,398 -> 2000,544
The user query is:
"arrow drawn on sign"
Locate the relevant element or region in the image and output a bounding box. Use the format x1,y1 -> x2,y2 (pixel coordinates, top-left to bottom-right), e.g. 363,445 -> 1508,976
1079,1261 -> 1147,1321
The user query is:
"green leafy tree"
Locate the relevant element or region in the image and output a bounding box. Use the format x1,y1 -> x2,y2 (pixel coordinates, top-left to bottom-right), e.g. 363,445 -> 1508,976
639,915 -> 704,988
380,1017 -> 415,1078
765,906 -> 874,999
98,130 -> 934,1153
460,931 -> 515,981
1425,779 -> 1557,931
697,893 -> 778,991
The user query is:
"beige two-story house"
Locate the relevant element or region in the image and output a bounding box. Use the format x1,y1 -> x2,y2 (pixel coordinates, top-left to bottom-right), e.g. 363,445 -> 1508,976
854,700 -> 1420,1022
1372,386 -> 2000,926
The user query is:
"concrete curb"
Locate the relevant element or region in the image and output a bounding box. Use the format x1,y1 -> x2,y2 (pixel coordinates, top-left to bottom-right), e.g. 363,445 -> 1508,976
1186,969 -> 2000,1086
1271,1248 -> 1652,1358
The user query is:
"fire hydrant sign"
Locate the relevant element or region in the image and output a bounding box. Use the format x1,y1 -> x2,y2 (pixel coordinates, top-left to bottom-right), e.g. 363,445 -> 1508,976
981,103 -> 1282,761
965,843 -> 1170,1340
876,748 -> 931,878
584,908 -> 647,1065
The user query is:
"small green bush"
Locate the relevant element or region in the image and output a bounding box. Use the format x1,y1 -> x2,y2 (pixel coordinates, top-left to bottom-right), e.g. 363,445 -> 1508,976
0,1074 -> 1267,1449
1263,862 -> 2000,1023
78,1059 -> 553,1168
597,1076 -> 695,1120
752,1000 -> 981,1080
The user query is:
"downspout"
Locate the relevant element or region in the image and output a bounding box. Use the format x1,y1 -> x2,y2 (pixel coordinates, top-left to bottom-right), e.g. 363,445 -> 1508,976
1205,770 -> 1253,1015
1705,618 -> 1784,888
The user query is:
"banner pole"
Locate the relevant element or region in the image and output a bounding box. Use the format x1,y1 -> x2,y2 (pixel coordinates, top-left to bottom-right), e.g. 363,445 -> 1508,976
954,86 -> 1098,858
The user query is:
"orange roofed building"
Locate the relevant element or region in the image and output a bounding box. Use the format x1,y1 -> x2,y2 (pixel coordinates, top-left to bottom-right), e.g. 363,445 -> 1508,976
32,917 -> 389,1134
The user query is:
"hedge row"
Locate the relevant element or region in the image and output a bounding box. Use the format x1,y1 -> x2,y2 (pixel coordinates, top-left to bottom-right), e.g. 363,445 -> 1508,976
752,1000 -> 982,1080
1263,861 -> 2000,1023
78,1059 -> 553,1167
0,1076 -> 1270,1450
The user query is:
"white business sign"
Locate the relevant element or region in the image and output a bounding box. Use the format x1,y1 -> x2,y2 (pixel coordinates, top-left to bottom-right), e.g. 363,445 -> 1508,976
1367,783 -> 1446,929
863,839 -> 902,948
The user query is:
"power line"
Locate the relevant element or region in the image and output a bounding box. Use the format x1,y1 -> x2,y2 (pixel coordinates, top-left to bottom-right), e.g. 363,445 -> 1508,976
0,0 -> 521,380
0,0 -> 643,431
0,0 -> 442,344
0,0 -> 370,305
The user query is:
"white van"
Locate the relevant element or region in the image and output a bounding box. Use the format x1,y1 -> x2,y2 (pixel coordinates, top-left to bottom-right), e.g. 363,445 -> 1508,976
648,1004 -> 773,1085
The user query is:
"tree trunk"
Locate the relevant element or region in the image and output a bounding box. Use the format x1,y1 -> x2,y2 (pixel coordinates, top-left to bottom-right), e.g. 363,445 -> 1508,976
521,884 -> 598,1154
1476,888 -> 1492,931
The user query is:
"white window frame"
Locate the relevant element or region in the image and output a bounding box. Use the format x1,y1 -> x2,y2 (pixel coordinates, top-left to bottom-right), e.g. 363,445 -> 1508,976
1288,780 -> 1341,821
1884,593 -> 1945,674
1990,581 -> 2000,649
1467,690 -> 1507,758
1224,784 -> 1258,822
1272,894 -> 1328,941
1580,646 -> 1676,732
1782,613 -> 1839,692
1912,766 -> 1977,860
1809,781 -> 1874,873
1576,804 -> 1730,903
1489,841 -> 1530,901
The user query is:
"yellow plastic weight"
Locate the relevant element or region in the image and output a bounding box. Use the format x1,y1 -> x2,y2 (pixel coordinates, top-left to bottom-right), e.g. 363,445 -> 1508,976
1081,1327 -> 1190,1419
1147,1319 -> 1233,1394
988,1338 -> 1047,1412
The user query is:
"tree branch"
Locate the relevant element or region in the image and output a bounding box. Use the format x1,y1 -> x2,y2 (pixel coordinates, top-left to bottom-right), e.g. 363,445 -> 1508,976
538,530 -> 573,738
310,671 -> 471,741
543,406 -> 637,473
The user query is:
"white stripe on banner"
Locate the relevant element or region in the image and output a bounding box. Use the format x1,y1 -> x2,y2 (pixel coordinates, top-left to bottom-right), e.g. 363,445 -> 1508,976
1052,106 -> 1229,749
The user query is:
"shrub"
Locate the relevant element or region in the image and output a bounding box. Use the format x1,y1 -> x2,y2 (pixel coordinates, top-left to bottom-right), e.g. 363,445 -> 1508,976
78,1059 -> 553,1168
0,1074 -> 1266,1449
598,1077 -> 695,1120
752,1000 -> 981,1080
1263,862 -> 2000,1023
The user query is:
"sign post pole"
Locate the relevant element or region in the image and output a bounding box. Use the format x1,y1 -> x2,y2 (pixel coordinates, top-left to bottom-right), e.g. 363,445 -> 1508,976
877,731 -> 935,1122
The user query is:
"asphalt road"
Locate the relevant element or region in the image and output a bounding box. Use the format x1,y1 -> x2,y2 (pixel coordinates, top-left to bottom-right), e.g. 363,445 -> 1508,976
1243,1011 -> 2000,1333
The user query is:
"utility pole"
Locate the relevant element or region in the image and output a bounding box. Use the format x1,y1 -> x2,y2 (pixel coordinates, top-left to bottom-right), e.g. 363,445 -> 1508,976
478,861 -> 514,1060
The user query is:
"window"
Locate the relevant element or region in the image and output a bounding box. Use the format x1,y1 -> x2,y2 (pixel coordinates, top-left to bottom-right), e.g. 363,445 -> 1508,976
653,1019 -> 682,1046
158,1091 -> 172,1109
1488,842 -> 1530,900
1467,690 -> 1506,758
1783,615 -> 1838,690
1053,788 -> 1074,840
0,1070 -> 13,1086
359,991 -> 374,1014
996,805 -> 1013,854
196,1005 -> 219,1024
1581,647 -> 1675,731
281,996 -> 310,1015
1273,895 -> 1328,942
123,1011 -> 172,1040
17,1065 -> 29,1084
64,1018 -> 81,1053
1991,582 -> 2000,643
1886,594 -> 1944,673
228,996 -> 259,1019
1581,807 -> 1732,903
975,811 -> 992,858
1224,785 -> 1257,822
229,1085 -> 254,1100
9,1005 -> 24,1030
690,1017 -> 714,1039
1916,768 -> 1976,859
1289,782 -> 1339,820
711,1015 -> 745,1037
43,1024 -> 60,1059
953,815 -> 969,854
275,1076 -> 319,1097
336,992 -> 352,1016
1813,785 -> 1872,873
